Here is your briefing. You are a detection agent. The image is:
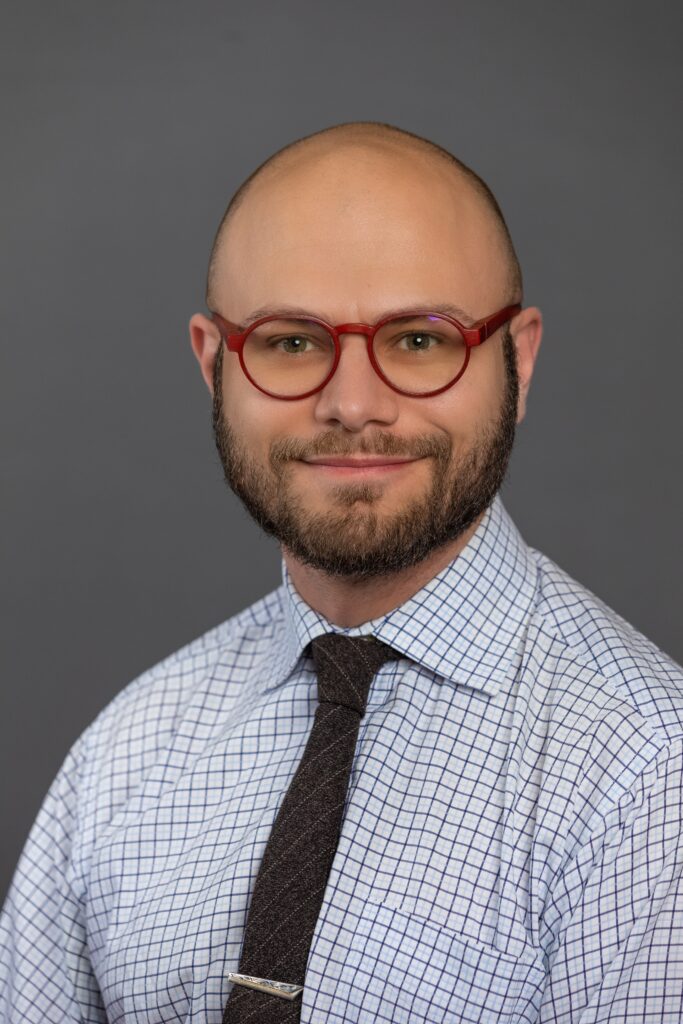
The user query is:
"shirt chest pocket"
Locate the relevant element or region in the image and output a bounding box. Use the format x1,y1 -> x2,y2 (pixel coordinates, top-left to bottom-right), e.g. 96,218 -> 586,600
310,899 -> 545,1024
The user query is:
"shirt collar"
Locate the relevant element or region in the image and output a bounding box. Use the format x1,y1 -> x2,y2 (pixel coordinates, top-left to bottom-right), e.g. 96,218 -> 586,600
264,495 -> 538,699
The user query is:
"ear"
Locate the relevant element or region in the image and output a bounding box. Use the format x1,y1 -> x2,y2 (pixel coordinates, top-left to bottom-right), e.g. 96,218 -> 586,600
509,306 -> 543,423
189,313 -> 222,396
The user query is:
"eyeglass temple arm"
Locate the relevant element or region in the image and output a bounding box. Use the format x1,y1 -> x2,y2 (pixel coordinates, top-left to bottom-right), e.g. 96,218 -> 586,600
472,304 -> 522,344
211,312 -> 243,349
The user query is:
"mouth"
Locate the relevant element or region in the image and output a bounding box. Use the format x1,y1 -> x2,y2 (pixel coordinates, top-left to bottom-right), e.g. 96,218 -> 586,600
298,457 -> 422,475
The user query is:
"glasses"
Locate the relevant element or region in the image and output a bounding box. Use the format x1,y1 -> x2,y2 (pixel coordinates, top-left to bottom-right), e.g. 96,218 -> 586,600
210,304 -> 521,400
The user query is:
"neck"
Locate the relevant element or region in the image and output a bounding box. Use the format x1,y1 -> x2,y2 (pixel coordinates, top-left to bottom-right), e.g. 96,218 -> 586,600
283,512 -> 485,628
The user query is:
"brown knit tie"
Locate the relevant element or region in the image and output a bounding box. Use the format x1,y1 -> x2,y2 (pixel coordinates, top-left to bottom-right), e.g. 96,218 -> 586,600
222,632 -> 399,1023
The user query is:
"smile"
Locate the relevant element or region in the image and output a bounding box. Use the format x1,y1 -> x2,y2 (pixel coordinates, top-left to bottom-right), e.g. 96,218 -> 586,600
298,458 -> 421,475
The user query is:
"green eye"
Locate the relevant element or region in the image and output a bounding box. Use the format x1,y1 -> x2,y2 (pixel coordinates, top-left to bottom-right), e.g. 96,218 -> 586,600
399,333 -> 439,351
276,336 -> 312,354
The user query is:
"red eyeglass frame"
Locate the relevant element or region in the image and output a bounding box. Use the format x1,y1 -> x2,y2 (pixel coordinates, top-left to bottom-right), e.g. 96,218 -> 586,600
210,303 -> 521,400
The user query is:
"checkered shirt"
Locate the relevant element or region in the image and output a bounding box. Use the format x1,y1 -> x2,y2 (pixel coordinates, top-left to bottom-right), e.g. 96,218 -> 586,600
2,495 -> 683,1022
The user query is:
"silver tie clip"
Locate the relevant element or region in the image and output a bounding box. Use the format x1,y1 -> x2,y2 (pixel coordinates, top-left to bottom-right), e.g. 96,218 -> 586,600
227,972 -> 304,1000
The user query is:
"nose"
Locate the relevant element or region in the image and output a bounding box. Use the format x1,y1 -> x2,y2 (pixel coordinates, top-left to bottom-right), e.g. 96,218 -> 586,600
312,332 -> 400,432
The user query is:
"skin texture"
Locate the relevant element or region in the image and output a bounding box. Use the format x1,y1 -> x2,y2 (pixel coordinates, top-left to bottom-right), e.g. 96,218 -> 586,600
190,126 -> 542,626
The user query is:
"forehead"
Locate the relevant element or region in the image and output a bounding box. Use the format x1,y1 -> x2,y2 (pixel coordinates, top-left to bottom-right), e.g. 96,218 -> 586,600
216,143 -> 509,319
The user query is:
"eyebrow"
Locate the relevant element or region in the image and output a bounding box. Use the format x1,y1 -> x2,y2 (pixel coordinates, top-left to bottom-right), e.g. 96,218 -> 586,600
238,302 -> 478,329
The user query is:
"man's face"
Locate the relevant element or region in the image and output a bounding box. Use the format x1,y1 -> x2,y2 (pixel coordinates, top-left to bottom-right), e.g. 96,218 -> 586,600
204,143 -> 529,580
211,332 -> 518,578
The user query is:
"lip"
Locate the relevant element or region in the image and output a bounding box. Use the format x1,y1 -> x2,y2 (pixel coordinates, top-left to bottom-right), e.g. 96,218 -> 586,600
299,457 -> 421,474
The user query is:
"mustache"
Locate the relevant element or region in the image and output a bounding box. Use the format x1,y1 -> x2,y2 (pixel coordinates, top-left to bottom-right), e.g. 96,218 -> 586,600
270,431 -> 451,465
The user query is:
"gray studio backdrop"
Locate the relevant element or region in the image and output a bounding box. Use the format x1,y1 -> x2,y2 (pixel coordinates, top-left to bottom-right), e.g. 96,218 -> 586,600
2,0 -> 681,898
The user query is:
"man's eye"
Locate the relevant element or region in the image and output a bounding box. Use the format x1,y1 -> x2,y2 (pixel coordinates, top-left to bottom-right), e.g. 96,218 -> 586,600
272,336 -> 313,354
397,332 -> 440,351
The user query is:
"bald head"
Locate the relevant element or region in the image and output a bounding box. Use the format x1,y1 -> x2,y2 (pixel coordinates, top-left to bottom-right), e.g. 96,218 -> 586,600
206,121 -> 522,314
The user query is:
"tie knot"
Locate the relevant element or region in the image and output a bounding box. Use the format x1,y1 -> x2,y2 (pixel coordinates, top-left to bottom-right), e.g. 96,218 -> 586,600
309,633 -> 399,715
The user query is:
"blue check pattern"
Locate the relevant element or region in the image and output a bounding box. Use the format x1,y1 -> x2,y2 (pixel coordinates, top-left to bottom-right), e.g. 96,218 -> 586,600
2,495 -> 683,1022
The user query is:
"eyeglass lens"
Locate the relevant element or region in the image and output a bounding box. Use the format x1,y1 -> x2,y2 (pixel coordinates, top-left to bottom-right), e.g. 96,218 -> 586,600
242,316 -> 468,397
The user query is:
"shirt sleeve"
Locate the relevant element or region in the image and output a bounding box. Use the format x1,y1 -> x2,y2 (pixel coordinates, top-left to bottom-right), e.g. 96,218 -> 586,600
539,739 -> 683,1023
0,735 -> 106,1023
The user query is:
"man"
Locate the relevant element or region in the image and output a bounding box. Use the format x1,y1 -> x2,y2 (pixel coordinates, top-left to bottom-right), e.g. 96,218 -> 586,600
1,122 -> 682,1023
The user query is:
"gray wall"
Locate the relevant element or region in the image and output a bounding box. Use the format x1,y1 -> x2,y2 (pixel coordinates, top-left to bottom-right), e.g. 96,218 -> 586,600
2,0 -> 681,897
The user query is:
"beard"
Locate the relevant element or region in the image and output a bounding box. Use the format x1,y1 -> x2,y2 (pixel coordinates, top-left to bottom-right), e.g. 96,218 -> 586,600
211,332 -> 519,580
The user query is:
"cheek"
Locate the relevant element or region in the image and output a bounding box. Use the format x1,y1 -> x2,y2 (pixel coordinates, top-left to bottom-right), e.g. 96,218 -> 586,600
405,350 -> 505,442
221,363 -> 313,452
221,357 -> 264,428
444,347 -> 505,416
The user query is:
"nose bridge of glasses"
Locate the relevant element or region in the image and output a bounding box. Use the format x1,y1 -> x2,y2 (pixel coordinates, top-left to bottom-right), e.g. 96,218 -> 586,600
326,324 -> 386,394
333,322 -> 375,342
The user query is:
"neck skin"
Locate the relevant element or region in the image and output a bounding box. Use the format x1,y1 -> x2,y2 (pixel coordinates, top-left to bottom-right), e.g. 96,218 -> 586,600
282,510 -> 485,628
